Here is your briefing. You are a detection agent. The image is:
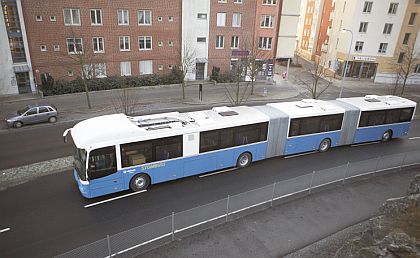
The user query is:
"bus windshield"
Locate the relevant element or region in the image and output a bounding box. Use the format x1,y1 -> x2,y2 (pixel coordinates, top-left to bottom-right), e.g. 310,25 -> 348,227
74,148 -> 87,181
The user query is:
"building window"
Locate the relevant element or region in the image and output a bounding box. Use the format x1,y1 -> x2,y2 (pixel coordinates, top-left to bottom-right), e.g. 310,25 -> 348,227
414,64 -> 420,73
218,0 -> 227,3
90,9 -> 102,25
197,37 -> 206,42
118,10 -> 129,25
416,0 -> 420,4
36,15 -> 42,21
258,37 -> 272,50
388,3 -> 398,14
355,41 -> 364,52
92,37 -> 104,53
216,35 -> 224,49
119,36 -> 130,51
260,15 -> 274,28
66,38 -> 83,54
234,0 -> 243,3
403,33 -> 410,45
359,22 -> 368,33
362,1 -> 373,13
50,16 -> 56,22
217,13 -> 226,27
231,36 -> 239,49
53,45 -> 60,51
139,60 -> 153,75
40,45 -> 47,51
197,13 -> 207,19
95,63 -> 107,78
158,64 -> 164,71
138,10 -> 152,25
120,61 -> 132,76
168,64 -> 173,69
168,16 -> 174,22
397,52 -> 405,63
232,13 -> 241,27
408,13 -> 417,25
263,0 -> 277,5
139,36 -> 152,50
158,16 -> 163,22
68,70 -> 74,77
378,43 -> 388,54
383,23 -> 393,34
64,9 -> 80,25
158,41 -> 163,47
168,41 -> 174,47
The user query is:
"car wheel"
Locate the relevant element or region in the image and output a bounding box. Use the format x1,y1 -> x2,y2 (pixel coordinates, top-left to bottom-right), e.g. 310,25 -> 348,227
13,121 -> 23,128
382,130 -> 392,142
48,116 -> 57,123
130,173 -> 150,192
319,138 -> 331,152
237,152 -> 252,168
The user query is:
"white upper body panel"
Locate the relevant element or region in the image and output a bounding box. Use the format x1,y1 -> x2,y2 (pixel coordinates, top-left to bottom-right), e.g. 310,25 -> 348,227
267,99 -> 345,118
336,95 -> 417,111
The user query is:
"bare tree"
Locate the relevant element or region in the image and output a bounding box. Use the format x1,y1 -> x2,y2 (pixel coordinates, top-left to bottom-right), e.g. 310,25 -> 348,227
297,58 -> 332,99
172,40 -> 196,100
392,34 -> 419,96
112,79 -> 141,116
224,59 -> 251,105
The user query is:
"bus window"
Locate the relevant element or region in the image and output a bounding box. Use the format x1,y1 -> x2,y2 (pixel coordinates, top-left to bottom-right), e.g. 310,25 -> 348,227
200,130 -> 220,152
220,128 -> 234,149
300,117 -> 321,135
121,141 -> 153,168
385,109 -> 401,124
400,108 -> 414,122
87,146 -> 117,180
154,136 -> 183,161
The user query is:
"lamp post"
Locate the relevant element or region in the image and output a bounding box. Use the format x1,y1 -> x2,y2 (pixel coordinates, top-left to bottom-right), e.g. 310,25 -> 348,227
339,28 -> 353,98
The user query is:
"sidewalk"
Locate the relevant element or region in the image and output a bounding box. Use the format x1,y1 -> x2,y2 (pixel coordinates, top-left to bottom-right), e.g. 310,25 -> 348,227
140,168 -> 419,258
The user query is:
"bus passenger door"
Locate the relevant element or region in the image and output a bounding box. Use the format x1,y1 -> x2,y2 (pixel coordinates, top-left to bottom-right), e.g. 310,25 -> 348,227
87,146 -> 123,197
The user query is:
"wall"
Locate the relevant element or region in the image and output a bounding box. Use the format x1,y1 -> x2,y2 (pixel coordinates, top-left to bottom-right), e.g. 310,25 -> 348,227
0,8 -> 17,95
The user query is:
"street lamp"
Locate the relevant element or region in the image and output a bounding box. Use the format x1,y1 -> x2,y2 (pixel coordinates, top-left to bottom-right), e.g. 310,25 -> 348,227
339,28 -> 353,98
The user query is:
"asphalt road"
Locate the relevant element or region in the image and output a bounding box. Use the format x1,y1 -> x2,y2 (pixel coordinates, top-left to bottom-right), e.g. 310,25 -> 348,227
0,120 -> 420,257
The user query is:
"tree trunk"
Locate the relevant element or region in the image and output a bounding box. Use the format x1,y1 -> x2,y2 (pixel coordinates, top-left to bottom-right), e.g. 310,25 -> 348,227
251,79 -> 254,95
182,80 -> 185,100
401,74 -> 408,96
83,79 -> 92,109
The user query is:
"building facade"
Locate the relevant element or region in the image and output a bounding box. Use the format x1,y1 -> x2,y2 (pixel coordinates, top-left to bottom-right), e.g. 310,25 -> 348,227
1,0 -> 35,95
325,0 -> 419,84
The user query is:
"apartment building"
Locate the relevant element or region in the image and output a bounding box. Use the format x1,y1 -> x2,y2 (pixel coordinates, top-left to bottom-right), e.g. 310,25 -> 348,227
326,0 -> 420,84
1,0 -> 35,95
297,0 -> 334,62
21,0 -> 181,83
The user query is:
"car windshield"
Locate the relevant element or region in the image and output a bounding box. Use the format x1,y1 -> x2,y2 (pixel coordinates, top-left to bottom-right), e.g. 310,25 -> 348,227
74,148 -> 87,181
17,106 -> 30,115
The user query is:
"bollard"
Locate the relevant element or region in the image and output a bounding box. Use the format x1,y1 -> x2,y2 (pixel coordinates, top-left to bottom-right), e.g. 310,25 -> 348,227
263,87 -> 267,97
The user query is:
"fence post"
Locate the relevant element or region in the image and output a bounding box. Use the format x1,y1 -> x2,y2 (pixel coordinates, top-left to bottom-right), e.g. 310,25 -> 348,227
309,171 -> 315,194
107,235 -> 112,258
271,182 -> 276,207
171,212 -> 175,241
400,152 -> 407,170
342,161 -> 350,185
226,195 -> 230,222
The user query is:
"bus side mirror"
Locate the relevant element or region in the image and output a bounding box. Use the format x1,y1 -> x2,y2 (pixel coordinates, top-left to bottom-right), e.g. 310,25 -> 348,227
63,128 -> 72,143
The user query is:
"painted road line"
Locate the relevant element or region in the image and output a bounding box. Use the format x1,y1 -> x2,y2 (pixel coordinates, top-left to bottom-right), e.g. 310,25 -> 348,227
284,151 -> 317,159
351,141 -> 380,147
84,190 -> 147,208
199,168 -> 237,178
0,228 -> 11,233
408,136 -> 420,140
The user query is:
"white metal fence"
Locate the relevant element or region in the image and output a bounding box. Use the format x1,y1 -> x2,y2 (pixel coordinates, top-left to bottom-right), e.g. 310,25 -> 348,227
55,150 -> 420,258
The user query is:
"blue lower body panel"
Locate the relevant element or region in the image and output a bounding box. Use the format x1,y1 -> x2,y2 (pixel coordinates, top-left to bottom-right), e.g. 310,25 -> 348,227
353,123 -> 410,144
284,131 -> 341,155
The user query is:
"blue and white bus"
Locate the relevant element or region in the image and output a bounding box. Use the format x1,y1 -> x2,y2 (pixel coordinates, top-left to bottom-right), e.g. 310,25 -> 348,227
64,95 -> 416,198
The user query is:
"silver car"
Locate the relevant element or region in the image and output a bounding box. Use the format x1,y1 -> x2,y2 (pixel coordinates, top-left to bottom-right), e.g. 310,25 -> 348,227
6,104 -> 58,128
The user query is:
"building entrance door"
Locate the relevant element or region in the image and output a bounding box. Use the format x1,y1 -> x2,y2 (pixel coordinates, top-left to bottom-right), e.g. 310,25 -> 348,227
195,63 -> 205,80
15,72 -> 31,94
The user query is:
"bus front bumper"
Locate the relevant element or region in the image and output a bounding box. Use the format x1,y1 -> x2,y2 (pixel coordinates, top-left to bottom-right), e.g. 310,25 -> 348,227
74,170 -> 91,198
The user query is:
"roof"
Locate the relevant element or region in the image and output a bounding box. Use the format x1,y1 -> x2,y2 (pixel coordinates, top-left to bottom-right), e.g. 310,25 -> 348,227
70,106 -> 269,150
267,99 -> 345,118
336,95 -> 417,111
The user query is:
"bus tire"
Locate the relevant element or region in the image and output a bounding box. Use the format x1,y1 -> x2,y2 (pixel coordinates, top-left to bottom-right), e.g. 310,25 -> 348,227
130,173 -> 150,192
237,152 -> 252,168
319,138 -> 331,152
382,130 -> 392,142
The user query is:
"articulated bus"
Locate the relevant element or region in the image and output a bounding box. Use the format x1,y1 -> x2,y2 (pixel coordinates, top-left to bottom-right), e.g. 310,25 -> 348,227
64,95 -> 416,198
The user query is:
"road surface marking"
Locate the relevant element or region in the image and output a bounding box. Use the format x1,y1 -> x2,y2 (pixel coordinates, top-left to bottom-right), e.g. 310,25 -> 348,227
351,141 -> 380,147
199,168 -> 237,178
84,190 -> 147,208
0,228 -> 11,233
408,136 -> 420,140
284,151 -> 317,159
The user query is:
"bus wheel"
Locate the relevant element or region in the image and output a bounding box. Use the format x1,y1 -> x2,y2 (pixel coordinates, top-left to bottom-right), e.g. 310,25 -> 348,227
237,152 -> 252,168
382,130 -> 392,142
130,173 -> 150,192
319,138 -> 331,152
